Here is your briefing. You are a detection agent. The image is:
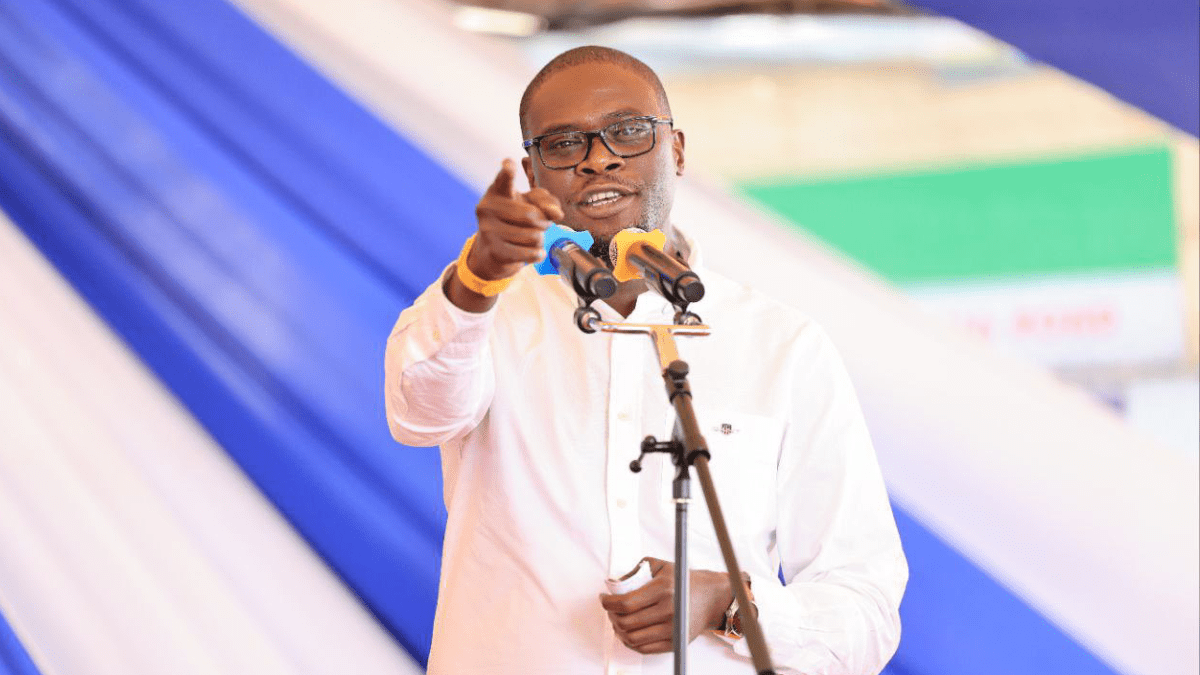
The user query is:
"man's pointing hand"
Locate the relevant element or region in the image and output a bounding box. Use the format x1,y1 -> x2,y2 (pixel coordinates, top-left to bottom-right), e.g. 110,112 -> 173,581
471,159 -> 562,280
447,159 -> 564,312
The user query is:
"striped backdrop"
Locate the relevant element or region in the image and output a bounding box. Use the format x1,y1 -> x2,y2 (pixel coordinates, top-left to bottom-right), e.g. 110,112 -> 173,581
0,1 -> 1195,674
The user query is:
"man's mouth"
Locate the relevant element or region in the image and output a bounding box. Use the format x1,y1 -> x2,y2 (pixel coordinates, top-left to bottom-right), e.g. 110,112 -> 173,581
577,186 -> 636,215
582,190 -> 624,207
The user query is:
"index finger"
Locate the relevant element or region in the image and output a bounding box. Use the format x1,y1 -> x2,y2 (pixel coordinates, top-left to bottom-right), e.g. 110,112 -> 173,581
523,187 -> 564,222
486,159 -> 518,199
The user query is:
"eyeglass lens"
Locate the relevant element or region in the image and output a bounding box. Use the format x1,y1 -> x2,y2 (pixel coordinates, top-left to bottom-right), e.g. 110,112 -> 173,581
538,118 -> 657,169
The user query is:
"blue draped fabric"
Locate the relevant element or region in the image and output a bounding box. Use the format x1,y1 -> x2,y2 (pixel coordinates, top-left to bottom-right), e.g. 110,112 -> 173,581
0,610 -> 40,675
888,508 -> 1118,675
0,0 -> 1142,672
0,0 -> 475,660
913,0 -> 1199,136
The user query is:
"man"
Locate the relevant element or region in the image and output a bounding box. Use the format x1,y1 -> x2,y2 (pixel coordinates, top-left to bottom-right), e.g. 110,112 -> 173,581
385,46 -> 907,674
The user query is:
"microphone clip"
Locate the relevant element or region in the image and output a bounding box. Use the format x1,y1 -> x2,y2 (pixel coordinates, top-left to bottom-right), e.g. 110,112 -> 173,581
573,296 -> 702,334
574,300 -> 603,334
673,307 -> 703,327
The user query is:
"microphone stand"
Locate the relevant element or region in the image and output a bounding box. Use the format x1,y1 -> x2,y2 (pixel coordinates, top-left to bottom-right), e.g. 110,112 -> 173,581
574,300 -> 777,675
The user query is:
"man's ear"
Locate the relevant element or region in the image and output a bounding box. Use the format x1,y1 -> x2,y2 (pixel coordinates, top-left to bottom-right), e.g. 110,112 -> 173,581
672,129 -> 686,176
521,156 -> 537,188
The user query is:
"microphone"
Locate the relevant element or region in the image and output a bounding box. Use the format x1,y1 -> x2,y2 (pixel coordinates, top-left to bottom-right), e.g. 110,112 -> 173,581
534,224 -> 617,299
609,229 -> 705,305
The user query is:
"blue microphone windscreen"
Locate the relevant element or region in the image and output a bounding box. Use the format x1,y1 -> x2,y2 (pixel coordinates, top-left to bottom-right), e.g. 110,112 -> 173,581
534,224 -> 594,275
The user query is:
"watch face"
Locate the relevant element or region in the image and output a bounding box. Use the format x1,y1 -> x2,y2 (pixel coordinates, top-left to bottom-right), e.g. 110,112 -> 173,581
724,600 -> 742,638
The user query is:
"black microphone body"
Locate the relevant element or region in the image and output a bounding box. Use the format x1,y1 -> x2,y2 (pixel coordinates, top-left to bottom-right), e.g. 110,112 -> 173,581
550,239 -> 617,299
626,241 -> 705,306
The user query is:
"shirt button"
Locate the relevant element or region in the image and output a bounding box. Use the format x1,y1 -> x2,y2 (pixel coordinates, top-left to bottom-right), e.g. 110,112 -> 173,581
617,412 -> 631,421
616,498 -> 628,509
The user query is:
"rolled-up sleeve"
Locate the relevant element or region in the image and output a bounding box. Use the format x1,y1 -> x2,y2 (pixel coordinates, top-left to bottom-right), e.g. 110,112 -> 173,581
385,268 -> 497,447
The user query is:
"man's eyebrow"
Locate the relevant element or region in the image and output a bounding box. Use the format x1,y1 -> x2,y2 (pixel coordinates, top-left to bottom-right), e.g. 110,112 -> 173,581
603,109 -> 644,121
535,110 -> 648,136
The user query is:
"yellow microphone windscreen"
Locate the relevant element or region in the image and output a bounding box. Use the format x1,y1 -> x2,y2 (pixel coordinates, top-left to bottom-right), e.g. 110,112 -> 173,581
609,229 -> 666,282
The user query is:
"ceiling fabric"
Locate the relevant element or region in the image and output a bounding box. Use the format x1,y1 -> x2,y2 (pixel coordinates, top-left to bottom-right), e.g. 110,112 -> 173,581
911,0 -> 1198,136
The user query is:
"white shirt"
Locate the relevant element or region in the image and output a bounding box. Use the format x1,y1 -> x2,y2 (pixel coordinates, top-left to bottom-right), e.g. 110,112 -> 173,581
385,235 -> 907,675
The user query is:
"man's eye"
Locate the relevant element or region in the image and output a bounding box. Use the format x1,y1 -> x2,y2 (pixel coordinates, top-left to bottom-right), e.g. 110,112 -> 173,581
546,136 -> 582,151
612,123 -> 650,139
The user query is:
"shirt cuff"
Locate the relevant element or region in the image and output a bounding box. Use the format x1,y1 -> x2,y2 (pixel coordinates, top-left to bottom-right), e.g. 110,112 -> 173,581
724,571 -> 801,658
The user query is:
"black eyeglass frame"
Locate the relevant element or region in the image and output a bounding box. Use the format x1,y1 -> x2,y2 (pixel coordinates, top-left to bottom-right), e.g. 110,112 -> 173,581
522,116 -> 674,170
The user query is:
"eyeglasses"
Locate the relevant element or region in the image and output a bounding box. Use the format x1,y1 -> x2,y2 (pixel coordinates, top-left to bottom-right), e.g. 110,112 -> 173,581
523,116 -> 674,170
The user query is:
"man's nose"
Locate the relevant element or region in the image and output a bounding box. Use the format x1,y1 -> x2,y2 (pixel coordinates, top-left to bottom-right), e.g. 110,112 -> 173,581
577,135 -> 624,174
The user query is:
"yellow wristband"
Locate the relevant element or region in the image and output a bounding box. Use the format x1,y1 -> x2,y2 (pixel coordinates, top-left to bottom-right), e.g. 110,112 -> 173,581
455,234 -> 516,297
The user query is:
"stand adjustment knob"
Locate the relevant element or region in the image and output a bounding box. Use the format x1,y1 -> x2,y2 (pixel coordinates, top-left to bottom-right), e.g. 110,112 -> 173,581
666,360 -> 689,379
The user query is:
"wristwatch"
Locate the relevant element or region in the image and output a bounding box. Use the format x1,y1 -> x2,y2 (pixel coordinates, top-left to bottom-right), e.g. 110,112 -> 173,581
715,575 -> 755,640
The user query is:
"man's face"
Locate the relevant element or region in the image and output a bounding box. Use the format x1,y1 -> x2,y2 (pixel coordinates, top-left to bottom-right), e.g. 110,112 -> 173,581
521,63 -> 685,256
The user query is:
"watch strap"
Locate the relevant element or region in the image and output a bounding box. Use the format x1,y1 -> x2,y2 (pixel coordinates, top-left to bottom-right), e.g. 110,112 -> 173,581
712,574 -> 754,641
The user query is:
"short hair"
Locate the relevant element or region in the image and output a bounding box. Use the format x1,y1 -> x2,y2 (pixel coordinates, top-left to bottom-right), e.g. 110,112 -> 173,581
519,46 -> 672,137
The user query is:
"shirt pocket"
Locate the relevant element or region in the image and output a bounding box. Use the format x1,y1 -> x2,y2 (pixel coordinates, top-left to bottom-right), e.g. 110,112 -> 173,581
661,408 -> 782,547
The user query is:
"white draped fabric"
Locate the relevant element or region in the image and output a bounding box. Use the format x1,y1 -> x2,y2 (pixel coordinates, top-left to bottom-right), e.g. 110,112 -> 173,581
0,212 -> 423,675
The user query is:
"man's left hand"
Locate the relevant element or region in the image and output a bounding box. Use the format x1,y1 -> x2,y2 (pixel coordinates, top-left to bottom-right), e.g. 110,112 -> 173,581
598,557 -> 732,654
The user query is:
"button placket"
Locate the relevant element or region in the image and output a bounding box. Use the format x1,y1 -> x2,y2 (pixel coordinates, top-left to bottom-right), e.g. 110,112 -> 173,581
605,332 -> 647,675
605,333 -> 645,579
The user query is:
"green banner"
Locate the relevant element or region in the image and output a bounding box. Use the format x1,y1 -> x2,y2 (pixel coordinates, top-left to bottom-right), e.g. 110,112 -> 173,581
741,145 -> 1178,284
